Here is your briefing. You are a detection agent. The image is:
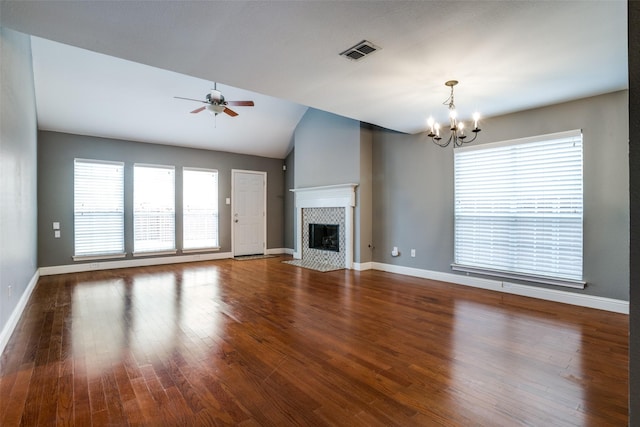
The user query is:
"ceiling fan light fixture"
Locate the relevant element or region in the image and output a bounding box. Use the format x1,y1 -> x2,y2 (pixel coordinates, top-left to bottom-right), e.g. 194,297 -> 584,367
175,84 -> 254,118
210,89 -> 222,102
207,104 -> 226,115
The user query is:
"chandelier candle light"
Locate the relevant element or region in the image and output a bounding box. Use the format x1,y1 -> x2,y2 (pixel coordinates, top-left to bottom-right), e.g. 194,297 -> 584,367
427,80 -> 481,147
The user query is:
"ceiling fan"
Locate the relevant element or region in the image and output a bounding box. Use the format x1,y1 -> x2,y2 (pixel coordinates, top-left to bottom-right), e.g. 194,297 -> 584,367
174,83 -> 254,117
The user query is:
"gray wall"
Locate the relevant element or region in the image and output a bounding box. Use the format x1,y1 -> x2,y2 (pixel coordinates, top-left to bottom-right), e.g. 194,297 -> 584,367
628,0 -> 639,421
293,108 -> 361,187
0,28 -> 38,333
284,148 -> 295,249
356,125 -> 373,263
372,128 -> 454,268
38,131 -> 286,267
372,91 -> 629,300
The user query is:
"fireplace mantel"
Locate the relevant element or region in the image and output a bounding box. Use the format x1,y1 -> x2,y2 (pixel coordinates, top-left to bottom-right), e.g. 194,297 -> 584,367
290,184 -> 358,268
290,183 -> 358,209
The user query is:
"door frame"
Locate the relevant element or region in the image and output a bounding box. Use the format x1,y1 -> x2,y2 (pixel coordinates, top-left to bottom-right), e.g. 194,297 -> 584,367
231,169 -> 267,257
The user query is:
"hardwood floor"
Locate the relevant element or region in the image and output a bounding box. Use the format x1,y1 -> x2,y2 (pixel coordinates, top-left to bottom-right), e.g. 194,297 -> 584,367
0,257 -> 628,426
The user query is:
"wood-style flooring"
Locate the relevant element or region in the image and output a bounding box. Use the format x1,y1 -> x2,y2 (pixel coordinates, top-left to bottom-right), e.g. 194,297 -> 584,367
0,257 -> 629,426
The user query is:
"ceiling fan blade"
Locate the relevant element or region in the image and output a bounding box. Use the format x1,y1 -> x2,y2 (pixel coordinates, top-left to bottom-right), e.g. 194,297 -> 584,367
224,107 -> 239,117
190,106 -> 206,114
174,96 -> 207,103
226,100 -> 254,106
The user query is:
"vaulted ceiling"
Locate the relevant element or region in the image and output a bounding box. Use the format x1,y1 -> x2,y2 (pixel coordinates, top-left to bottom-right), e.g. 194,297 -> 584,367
0,1 -> 628,159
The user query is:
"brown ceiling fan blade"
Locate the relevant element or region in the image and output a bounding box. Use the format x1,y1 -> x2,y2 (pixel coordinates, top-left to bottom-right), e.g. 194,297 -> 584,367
175,96 -> 206,103
190,106 -> 206,114
224,107 -> 239,117
226,100 -> 254,106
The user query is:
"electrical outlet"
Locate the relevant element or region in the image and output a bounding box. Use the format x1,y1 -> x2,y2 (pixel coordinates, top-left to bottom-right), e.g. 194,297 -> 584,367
90,262 -> 99,269
411,249 -> 416,257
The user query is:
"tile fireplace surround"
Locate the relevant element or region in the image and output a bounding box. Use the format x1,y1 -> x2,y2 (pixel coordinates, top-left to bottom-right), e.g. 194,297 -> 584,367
290,184 -> 358,269
303,207 -> 345,267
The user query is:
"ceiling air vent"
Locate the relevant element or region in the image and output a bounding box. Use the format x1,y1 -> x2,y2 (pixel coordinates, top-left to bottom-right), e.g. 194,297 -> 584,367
340,40 -> 381,61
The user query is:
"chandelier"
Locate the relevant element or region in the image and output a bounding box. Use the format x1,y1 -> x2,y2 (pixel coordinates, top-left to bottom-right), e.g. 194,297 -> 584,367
427,80 -> 481,147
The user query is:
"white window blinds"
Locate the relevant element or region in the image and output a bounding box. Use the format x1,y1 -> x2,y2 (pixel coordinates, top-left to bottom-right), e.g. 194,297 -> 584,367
183,168 -> 219,250
453,130 -> 584,287
74,159 -> 125,258
134,164 -> 176,254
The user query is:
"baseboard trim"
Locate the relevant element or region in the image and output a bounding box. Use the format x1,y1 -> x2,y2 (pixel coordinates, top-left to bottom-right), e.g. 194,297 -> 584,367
266,248 -> 294,255
353,262 -> 373,271
370,262 -> 629,314
39,252 -> 234,276
0,269 -> 40,356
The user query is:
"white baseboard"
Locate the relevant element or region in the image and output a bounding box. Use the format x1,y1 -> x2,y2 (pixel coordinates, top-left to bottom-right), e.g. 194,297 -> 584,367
353,262 -> 373,271
266,248 -> 294,255
370,262 -> 629,314
39,252 -> 234,276
0,269 -> 40,356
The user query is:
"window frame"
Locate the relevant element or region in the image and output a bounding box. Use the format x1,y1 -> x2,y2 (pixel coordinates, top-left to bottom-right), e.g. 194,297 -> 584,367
451,129 -> 585,288
182,167 -> 220,252
133,163 -> 177,256
73,158 -> 126,261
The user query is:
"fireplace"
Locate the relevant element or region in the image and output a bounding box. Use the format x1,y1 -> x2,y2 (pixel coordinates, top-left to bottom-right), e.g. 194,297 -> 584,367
290,183 -> 358,269
309,223 -> 340,252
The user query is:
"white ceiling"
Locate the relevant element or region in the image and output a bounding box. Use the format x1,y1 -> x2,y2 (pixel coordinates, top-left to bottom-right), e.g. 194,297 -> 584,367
29,37 -> 308,158
0,1 -> 628,159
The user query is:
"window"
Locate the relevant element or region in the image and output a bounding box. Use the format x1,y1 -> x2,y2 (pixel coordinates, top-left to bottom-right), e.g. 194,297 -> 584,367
453,130 -> 584,288
133,164 -> 175,254
74,159 -> 124,259
183,168 -> 219,250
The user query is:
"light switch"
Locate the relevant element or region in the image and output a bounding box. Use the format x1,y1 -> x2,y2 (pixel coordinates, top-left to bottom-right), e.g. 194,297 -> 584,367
53,222 -> 60,230
226,198 -> 231,205
54,230 -> 61,238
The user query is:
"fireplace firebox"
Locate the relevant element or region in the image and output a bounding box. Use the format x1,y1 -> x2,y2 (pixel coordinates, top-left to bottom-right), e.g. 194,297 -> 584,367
308,223 -> 340,252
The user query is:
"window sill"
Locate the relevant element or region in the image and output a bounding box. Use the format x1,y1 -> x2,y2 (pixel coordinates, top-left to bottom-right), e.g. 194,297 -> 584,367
73,253 -> 126,262
133,250 -> 177,257
451,263 -> 586,289
182,247 -> 220,254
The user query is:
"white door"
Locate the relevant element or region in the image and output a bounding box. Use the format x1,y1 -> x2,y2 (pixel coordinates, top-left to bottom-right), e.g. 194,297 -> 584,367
232,170 -> 266,256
